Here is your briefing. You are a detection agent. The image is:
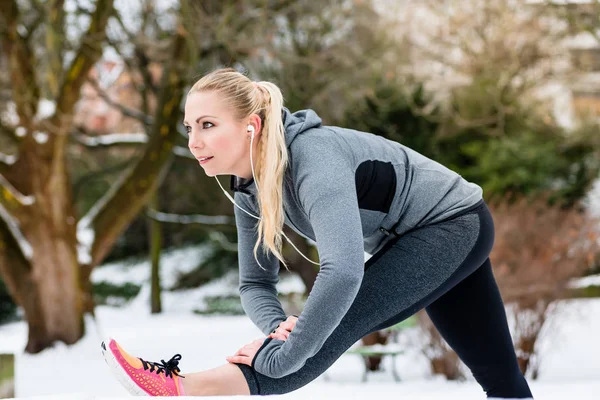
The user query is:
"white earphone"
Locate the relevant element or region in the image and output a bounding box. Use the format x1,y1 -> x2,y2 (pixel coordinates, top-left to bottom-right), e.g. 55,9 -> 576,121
212,121 -> 320,269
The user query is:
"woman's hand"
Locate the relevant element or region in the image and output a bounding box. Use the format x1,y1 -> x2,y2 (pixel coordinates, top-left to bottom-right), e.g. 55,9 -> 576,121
226,338 -> 265,366
268,315 -> 298,341
226,316 -> 299,366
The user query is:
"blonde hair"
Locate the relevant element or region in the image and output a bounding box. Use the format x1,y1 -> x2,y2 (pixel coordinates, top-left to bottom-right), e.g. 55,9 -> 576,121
188,68 -> 289,268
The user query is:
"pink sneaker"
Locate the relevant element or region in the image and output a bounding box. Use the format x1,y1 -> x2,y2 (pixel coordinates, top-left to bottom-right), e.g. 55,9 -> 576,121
101,338 -> 186,396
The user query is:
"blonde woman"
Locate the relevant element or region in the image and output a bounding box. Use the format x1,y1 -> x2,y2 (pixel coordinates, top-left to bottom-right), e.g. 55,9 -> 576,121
102,68 -> 533,399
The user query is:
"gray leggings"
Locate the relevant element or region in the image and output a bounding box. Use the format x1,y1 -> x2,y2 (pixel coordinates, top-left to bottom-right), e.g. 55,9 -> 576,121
236,201 -> 533,398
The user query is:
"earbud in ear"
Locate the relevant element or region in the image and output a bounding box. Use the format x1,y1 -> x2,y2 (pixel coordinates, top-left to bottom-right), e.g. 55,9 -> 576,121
247,125 -> 255,133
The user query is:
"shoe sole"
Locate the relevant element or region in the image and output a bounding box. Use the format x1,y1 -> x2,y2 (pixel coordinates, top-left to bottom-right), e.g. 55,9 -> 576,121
101,338 -> 149,396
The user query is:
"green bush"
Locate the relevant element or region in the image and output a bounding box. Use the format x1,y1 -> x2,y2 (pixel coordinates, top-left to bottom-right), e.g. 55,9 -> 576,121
93,282 -> 142,306
344,78 -> 600,206
193,295 -> 245,316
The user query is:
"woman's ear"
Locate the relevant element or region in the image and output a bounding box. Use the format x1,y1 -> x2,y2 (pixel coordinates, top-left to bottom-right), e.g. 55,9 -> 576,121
248,113 -> 262,138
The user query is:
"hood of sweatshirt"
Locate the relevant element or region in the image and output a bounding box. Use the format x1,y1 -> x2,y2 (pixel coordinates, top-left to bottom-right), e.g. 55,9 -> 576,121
230,107 -> 322,193
281,107 -> 323,148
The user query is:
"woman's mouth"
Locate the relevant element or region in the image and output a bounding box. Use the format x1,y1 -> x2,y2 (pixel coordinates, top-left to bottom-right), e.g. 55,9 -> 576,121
198,156 -> 214,164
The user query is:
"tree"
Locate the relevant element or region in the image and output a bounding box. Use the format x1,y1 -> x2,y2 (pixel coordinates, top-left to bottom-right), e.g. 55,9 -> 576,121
0,0 -> 191,353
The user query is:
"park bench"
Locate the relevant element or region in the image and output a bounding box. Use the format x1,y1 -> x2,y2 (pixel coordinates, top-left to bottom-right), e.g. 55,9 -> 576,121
323,316 -> 417,382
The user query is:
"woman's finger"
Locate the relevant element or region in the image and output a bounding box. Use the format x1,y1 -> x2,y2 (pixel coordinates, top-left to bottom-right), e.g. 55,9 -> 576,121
279,321 -> 292,331
226,355 -> 250,365
269,332 -> 287,341
276,328 -> 290,338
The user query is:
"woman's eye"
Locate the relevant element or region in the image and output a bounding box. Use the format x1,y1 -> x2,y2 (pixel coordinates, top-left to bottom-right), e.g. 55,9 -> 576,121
202,122 -> 214,129
185,126 -> 191,134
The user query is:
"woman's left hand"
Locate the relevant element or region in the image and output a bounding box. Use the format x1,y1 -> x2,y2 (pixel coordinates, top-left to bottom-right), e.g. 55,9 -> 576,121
226,338 -> 266,366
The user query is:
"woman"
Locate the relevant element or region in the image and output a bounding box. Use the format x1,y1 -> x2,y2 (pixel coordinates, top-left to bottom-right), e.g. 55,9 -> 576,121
102,68 -> 534,399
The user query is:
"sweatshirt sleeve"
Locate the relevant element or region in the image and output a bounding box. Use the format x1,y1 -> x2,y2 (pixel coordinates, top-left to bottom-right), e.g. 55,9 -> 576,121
252,133 -> 365,378
235,192 -> 287,336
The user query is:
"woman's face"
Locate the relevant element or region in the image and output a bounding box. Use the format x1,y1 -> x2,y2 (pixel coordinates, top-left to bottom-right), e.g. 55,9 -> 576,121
184,91 -> 258,179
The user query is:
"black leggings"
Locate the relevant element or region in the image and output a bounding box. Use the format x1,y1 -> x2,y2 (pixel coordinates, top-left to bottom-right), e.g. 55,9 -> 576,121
237,201 -> 533,398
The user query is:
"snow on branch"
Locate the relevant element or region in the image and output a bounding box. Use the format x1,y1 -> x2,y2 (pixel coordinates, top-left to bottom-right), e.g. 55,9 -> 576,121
76,176 -> 126,266
0,152 -> 17,166
0,173 -> 35,206
209,231 -> 239,252
145,208 -> 235,225
76,222 -> 95,265
73,130 -> 148,147
0,202 -> 33,261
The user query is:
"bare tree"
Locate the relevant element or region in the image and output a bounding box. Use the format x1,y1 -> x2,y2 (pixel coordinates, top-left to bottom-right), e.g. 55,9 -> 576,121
381,0 -> 576,135
0,0 -> 328,352
0,0 -> 192,353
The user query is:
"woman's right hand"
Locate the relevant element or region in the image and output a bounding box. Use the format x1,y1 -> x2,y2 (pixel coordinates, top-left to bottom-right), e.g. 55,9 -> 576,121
268,315 -> 298,341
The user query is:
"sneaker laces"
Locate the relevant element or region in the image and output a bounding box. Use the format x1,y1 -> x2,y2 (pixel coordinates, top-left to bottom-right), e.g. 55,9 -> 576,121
139,354 -> 185,379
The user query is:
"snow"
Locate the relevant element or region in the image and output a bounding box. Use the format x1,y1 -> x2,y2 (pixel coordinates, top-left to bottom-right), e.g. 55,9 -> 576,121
571,273 -> 600,288
0,174 -> 34,206
76,224 -> 95,265
145,209 -> 234,225
0,203 -> 33,261
1,99 -> 56,132
584,178 -> 600,218
76,169 -> 132,262
35,100 -> 56,121
32,132 -> 48,144
76,133 -> 147,146
1,103 -> 19,126
0,244 -> 599,399
14,127 -> 26,137
0,152 -> 17,165
0,299 -> 598,399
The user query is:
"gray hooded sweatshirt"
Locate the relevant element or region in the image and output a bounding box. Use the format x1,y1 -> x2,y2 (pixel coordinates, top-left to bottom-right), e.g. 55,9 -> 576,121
231,108 -> 482,378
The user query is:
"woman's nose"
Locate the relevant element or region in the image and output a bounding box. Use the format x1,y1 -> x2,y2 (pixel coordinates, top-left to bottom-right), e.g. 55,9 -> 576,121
188,132 -> 204,150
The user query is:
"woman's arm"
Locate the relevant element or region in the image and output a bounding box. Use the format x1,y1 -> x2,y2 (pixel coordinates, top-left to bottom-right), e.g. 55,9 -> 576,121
251,133 -> 365,378
235,193 -> 288,336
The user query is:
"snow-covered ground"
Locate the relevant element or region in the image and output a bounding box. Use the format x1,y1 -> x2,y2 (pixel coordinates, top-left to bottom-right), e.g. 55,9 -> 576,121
0,245 -> 599,399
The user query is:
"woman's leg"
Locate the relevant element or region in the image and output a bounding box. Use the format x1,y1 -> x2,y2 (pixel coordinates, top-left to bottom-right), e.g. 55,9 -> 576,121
182,364 -> 251,396
425,259 -> 533,398
236,204 -> 499,395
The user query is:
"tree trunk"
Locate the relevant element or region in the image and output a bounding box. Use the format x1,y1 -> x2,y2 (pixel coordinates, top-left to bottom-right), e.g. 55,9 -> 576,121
0,0 -> 114,353
0,138 -> 83,353
148,194 -> 162,314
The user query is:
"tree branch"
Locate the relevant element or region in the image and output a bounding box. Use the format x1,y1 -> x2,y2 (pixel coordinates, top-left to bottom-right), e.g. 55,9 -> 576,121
0,214 -> 34,309
0,169 -> 34,262
0,172 -> 35,209
0,121 -> 20,144
208,231 -> 238,252
111,7 -> 158,97
45,0 -> 66,97
72,158 -> 135,204
0,0 -> 41,124
81,25 -> 191,268
71,126 -> 148,147
54,0 -> 115,120
145,209 -> 234,225
0,202 -> 33,262
86,77 -> 154,125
